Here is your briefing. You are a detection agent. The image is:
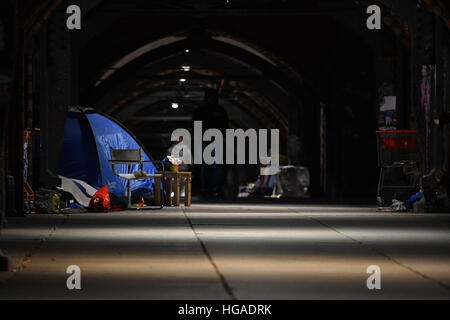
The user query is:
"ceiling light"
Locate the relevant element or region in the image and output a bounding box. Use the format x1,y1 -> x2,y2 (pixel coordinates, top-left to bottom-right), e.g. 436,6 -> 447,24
179,78 -> 187,82
171,103 -> 179,109
182,65 -> 190,71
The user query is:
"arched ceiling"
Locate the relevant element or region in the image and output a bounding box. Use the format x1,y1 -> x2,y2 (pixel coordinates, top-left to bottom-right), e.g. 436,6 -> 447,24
73,0 -> 425,155
84,30 -> 300,147
24,0 -> 449,158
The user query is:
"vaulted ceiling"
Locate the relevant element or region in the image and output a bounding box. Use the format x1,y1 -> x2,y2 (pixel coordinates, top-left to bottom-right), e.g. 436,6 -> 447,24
22,0 -> 448,158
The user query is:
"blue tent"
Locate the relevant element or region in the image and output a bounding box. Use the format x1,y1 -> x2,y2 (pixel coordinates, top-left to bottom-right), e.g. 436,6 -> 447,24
59,107 -> 157,196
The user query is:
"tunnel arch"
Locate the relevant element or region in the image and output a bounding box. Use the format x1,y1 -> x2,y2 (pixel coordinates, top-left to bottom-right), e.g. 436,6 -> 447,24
74,8 -> 384,197
82,29 -> 308,108
80,29 -> 316,150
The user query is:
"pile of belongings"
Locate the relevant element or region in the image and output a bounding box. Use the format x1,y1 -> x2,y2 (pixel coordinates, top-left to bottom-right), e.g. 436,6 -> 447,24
27,176 -> 128,214
383,168 -> 450,213
278,166 -> 310,198
237,166 -> 311,199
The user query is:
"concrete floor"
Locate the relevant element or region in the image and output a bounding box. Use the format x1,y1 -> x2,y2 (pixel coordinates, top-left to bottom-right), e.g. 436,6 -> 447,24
0,204 -> 449,299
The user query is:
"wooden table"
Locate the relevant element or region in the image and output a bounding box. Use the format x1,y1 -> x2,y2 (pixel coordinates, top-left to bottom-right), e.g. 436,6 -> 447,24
154,171 -> 192,207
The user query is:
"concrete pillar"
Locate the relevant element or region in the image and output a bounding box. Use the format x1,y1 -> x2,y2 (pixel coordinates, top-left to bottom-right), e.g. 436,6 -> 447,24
0,6 -> 12,270
39,5 -> 79,188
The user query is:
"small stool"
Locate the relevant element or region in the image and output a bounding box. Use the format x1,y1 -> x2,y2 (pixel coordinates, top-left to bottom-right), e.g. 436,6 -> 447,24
155,171 -> 192,207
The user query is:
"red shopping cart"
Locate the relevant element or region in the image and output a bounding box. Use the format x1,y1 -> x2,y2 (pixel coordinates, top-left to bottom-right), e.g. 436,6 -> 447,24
376,130 -> 421,206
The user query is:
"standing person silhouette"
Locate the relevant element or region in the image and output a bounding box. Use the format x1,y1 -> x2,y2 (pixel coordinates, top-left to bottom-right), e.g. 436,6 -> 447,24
193,89 -> 229,198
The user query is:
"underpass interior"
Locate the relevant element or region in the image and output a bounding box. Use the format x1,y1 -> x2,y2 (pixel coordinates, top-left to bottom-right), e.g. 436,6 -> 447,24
0,0 -> 449,300
78,7 -> 381,201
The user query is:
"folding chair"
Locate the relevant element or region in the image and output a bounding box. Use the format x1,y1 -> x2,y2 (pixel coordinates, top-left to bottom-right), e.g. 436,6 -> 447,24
109,148 -> 165,209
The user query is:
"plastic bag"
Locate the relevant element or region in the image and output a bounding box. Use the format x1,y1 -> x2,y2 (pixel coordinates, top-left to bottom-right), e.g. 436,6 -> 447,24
88,186 -> 111,212
391,199 -> 407,212
51,193 -> 61,214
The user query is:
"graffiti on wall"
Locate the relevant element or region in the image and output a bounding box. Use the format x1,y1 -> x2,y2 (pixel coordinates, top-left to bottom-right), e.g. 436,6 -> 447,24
420,65 -> 435,174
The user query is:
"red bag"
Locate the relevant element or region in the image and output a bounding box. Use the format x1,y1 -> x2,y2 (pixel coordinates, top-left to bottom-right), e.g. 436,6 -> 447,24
88,186 -> 111,212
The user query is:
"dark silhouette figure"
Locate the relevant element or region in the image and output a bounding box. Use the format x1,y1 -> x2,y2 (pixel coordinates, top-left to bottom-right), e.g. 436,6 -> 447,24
193,89 -> 229,198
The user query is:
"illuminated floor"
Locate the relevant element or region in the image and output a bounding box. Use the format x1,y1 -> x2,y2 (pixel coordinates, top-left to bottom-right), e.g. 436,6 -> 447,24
0,204 -> 449,299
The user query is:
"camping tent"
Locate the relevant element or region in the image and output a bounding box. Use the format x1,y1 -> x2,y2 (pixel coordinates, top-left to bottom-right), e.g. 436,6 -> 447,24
59,107 -> 157,197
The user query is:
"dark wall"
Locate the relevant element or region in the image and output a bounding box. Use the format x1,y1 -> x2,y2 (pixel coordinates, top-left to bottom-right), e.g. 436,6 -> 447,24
0,1 -> 14,223
326,23 -> 378,201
